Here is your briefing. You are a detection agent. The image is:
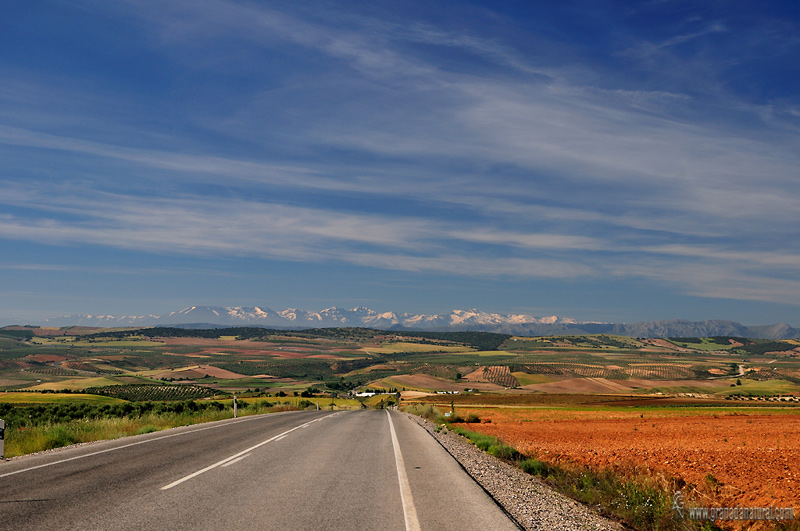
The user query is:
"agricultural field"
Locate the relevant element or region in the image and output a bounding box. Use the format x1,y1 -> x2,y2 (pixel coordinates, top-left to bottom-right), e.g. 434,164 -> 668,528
3,324 -> 797,528
412,394 -> 800,530
2,326 -> 800,401
0,392 -> 125,404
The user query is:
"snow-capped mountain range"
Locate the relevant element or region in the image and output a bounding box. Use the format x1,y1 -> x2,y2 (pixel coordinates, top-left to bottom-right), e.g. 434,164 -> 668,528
34,306 -> 581,331
18,305 -> 800,339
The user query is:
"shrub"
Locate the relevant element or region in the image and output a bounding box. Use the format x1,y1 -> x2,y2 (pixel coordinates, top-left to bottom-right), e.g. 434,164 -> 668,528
403,403 -> 444,423
520,459 -> 552,477
488,442 -> 520,461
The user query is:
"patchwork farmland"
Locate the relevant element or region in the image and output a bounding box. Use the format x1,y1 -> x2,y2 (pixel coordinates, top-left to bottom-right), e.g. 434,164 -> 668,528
2,326 -> 799,529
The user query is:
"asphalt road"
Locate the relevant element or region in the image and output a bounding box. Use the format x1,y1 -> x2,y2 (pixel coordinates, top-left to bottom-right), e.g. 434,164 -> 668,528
0,409 -> 520,530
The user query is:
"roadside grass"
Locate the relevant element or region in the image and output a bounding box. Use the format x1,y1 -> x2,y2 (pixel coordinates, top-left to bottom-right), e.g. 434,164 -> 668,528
403,403 -> 444,422
5,410 -> 238,457
446,424 -> 690,531
1,399 -> 316,458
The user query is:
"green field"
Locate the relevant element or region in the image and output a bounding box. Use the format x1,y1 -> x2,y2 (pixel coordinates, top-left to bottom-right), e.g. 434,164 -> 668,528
29,336 -> 165,347
717,378 -> 800,396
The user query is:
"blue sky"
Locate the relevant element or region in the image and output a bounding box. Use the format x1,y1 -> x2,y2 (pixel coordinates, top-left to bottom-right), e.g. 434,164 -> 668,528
2,1 -> 800,325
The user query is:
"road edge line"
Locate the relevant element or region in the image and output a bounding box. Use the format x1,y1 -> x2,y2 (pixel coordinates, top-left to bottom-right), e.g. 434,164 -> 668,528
406,413 -> 526,530
386,409 -> 421,531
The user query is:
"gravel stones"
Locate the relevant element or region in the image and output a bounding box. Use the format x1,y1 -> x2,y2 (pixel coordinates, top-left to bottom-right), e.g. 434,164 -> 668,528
409,415 -> 625,531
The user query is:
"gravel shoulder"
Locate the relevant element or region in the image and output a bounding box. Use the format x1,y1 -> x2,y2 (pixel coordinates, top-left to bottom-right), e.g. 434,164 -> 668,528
409,414 -> 627,531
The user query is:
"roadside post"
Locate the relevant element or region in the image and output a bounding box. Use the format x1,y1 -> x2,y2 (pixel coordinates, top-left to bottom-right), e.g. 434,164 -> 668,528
0,418 -> 5,460
233,395 -> 237,418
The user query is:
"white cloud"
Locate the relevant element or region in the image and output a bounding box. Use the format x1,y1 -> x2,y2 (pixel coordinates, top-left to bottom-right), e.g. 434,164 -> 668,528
3,0 -> 800,313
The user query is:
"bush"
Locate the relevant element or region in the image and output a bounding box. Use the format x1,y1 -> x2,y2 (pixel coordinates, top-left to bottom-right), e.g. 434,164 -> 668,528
520,459 -> 552,477
488,442 -> 520,461
403,404 -> 444,423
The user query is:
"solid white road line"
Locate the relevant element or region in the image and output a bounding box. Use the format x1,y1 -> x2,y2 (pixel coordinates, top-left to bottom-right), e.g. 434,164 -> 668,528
0,414 -> 266,479
221,454 -> 251,468
386,410 -> 421,531
160,413 -> 336,490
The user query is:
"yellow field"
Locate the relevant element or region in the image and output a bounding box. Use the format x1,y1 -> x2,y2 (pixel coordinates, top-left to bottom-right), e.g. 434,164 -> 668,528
27,376 -> 122,391
364,341 -> 471,354
0,392 -> 126,404
470,350 -> 517,357
360,394 -> 399,407
512,372 -> 555,386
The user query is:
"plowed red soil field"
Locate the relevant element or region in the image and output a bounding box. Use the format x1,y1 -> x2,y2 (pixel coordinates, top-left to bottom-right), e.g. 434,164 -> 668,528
458,409 -> 800,514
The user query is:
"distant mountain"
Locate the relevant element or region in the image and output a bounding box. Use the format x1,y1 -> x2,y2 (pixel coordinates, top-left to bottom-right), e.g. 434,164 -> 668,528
21,306 -> 800,339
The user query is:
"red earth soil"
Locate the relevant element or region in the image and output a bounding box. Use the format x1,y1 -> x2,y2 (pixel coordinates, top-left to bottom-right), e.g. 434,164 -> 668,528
457,410 -> 800,515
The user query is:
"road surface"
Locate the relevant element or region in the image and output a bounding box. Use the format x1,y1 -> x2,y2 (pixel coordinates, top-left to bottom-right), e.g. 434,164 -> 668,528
0,409 -> 520,530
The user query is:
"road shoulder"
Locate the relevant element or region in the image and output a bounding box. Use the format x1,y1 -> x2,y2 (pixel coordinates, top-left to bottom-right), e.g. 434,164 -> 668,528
407,414 -> 626,531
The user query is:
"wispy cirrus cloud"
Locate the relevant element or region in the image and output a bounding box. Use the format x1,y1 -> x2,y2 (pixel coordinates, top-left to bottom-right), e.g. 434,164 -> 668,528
2,1 -> 800,320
